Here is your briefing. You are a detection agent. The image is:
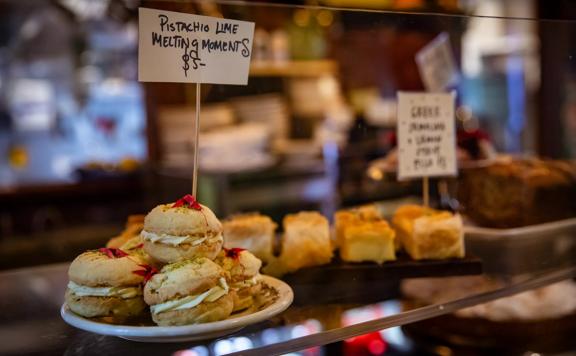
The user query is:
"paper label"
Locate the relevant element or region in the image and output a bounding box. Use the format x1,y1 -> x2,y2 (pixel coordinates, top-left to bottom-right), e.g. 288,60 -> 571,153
138,8 -> 255,85
397,92 -> 457,180
416,32 -> 459,92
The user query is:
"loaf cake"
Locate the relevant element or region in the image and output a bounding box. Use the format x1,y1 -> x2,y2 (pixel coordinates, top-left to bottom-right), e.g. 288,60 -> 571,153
459,157 -> 576,228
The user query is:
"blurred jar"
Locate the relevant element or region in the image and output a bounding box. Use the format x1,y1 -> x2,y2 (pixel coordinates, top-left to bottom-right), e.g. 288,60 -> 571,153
288,9 -> 328,60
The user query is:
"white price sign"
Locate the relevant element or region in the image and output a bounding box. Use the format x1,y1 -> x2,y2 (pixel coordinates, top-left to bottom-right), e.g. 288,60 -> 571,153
138,8 -> 255,85
416,32 -> 459,92
397,92 -> 457,180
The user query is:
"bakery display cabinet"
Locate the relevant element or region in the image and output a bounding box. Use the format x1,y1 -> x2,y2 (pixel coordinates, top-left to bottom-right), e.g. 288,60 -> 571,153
1,1 -> 576,355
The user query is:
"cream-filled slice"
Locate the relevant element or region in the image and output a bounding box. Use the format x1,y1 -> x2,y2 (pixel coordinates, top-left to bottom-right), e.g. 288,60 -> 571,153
151,278 -> 229,314
231,275 -> 261,290
67,281 -> 142,299
141,230 -> 222,247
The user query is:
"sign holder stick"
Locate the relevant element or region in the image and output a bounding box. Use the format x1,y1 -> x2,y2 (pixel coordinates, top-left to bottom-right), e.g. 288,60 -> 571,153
192,82 -> 201,196
423,176 -> 430,207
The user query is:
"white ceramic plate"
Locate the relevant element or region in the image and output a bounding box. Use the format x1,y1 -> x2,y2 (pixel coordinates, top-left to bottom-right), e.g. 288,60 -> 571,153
61,275 -> 293,342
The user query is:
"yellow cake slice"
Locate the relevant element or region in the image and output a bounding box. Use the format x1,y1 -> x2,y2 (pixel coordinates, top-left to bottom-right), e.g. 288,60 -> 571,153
392,205 -> 433,243
392,205 -> 465,260
339,220 -> 396,264
334,204 -> 382,248
334,210 -> 360,249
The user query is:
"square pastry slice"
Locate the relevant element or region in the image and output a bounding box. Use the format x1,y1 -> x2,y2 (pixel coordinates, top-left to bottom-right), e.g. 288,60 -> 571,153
334,204 -> 382,248
354,204 -> 383,221
392,205 -> 433,243
280,211 -> 333,272
340,220 -> 396,264
222,213 -> 277,263
408,212 -> 465,260
393,205 -> 465,260
334,210 -> 360,249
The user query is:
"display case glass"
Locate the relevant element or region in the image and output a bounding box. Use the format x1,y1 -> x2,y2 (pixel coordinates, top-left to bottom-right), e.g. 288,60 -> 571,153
1,1 -> 576,355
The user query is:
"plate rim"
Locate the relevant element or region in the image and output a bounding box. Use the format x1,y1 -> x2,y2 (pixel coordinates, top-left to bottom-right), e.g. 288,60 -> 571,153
61,275 -> 293,338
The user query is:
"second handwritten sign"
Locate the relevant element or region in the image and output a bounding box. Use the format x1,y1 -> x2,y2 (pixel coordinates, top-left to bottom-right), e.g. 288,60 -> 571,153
139,8 -> 255,85
397,91 -> 457,180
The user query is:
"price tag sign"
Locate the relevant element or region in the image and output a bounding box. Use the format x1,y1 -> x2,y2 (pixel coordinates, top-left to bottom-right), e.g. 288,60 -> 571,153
138,8 -> 255,85
397,92 -> 457,180
416,32 -> 459,92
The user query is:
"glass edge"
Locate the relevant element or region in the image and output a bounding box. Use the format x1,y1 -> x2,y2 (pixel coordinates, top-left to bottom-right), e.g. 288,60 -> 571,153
229,266 -> 576,355
142,0 -> 576,23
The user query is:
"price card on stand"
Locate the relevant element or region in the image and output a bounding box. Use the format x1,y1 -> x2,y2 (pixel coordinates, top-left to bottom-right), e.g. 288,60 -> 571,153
138,8 -> 255,84
138,7 -> 255,196
396,91 -> 457,181
416,32 -> 459,92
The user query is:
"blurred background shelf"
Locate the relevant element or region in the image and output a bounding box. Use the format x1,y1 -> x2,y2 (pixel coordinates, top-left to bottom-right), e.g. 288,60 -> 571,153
249,60 -> 338,77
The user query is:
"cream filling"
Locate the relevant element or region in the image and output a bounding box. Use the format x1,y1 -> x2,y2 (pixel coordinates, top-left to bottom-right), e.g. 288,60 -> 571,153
231,275 -> 261,290
67,281 -> 142,299
151,278 -> 229,315
141,230 -> 221,247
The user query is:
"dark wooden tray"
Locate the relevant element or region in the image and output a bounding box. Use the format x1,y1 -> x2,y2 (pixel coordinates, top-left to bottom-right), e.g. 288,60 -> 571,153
283,254 -> 483,284
282,255 -> 483,305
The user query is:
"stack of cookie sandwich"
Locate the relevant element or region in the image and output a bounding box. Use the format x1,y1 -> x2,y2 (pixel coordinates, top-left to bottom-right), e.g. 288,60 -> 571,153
65,194 -> 265,326
65,247 -> 152,324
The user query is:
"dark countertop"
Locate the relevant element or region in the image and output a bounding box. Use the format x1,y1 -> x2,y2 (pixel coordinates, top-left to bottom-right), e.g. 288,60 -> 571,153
0,263 -> 388,356
0,262 -> 417,355
0,264 -> 74,355
2,262 -> 575,356
0,264 -> 257,356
